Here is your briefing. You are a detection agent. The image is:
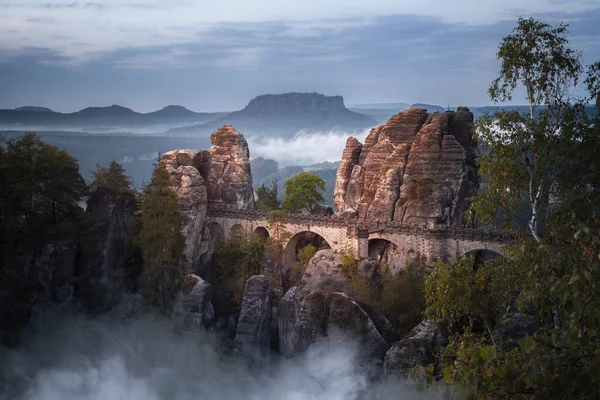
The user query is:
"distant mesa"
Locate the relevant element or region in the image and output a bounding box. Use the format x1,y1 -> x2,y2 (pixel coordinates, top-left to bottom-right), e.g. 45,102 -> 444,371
169,92 -> 377,137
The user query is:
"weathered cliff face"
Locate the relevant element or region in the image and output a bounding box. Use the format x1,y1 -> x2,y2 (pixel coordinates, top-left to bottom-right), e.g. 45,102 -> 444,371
163,150 -> 208,271
162,125 -> 255,271
334,107 -> 477,226
194,125 -> 254,209
234,275 -> 272,366
172,274 -> 215,332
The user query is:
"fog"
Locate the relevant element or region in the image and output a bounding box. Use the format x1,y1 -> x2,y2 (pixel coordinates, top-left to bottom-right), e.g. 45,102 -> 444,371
0,301 -> 421,400
247,129 -> 370,167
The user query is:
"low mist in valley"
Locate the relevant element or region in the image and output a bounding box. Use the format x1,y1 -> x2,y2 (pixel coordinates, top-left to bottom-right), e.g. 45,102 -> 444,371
0,301 -> 420,400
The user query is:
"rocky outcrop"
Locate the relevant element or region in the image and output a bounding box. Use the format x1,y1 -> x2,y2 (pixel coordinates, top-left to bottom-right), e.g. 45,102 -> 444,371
334,107 -> 477,226
163,150 -> 208,270
193,125 -> 254,209
383,320 -> 449,377
278,288 -> 389,361
234,275 -> 272,366
77,187 -> 138,313
172,274 -> 215,332
278,250 -> 390,361
161,126 -> 255,272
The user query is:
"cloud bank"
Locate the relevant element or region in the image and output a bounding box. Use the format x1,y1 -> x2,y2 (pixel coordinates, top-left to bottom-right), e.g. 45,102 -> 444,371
248,129 -> 370,167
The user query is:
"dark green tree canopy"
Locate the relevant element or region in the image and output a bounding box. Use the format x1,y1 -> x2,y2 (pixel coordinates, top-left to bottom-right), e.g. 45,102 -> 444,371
90,160 -> 133,194
282,172 -> 326,214
0,132 -> 87,231
255,179 -> 280,211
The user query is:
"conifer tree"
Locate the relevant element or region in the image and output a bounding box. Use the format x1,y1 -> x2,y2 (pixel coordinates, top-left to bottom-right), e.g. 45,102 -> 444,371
90,160 -> 133,193
140,156 -> 185,312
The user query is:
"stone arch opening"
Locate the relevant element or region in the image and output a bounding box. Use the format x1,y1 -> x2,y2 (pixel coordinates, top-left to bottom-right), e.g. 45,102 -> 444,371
253,226 -> 270,242
209,222 -> 224,247
285,231 -> 331,266
368,238 -> 409,274
230,224 -> 245,242
463,249 -> 504,270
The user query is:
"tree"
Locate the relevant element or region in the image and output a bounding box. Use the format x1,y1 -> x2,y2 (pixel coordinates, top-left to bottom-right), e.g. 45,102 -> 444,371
282,172 -> 325,214
472,17 -> 595,242
255,179 -> 280,211
419,18 -> 600,399
0,132 -> 87,232
140,157 -> 185,313
90,160 -> 133,193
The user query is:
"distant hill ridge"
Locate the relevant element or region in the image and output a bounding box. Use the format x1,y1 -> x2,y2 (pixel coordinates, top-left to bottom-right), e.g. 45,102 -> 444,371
0,104 -> 227,126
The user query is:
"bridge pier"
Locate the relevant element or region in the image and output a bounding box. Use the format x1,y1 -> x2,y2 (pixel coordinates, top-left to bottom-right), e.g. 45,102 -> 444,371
357,227 -> 369,259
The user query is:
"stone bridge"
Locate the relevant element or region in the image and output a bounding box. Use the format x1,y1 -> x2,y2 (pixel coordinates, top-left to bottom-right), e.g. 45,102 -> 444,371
207,205 -> 513,270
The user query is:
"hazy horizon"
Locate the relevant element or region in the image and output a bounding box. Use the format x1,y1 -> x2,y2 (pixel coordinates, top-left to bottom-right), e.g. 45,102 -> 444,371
1,0 -> 600,113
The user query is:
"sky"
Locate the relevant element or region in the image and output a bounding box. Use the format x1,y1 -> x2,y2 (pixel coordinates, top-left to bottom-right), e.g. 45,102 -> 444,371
1,0 -> 600,112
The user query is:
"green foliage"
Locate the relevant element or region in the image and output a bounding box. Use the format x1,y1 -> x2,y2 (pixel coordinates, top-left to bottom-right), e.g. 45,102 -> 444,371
472,17 -> 599,243
255,179 -> 280,211
423,19 -> 600,398
282,172 -> 326,214
298,244 -> 317,266
213,236 -> 265,312
425,256 -> 524,333
140,157 -> 185,313
90,160 -> 134,194
431,222 -> 600,399
489,17 -> 582,114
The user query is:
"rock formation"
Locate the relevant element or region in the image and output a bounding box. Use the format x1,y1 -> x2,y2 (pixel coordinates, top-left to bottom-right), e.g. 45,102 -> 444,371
162,125 -> 255,271
194,125 -> 254,209
163,150 -> 209,271
172,274 -> 215,332
383,319 -> 449,377
234,275 -> 272,366
334,107 -> 477,226
278,250 -> 390,361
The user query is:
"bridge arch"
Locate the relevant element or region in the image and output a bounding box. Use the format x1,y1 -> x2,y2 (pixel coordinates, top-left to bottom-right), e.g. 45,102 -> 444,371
462,248 -> 505,270
252,226 -> 270,242
285,231 -> 332,266
230,224 -> 245,241
368,237 -> 423,275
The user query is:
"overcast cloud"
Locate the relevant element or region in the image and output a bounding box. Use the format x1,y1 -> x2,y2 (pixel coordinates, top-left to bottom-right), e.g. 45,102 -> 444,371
0,0 -> 599,111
